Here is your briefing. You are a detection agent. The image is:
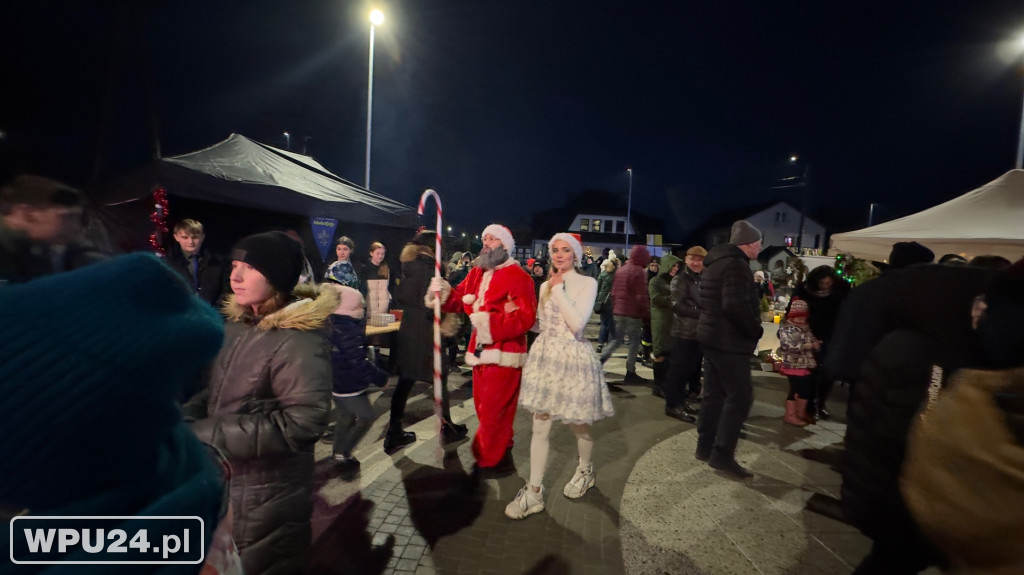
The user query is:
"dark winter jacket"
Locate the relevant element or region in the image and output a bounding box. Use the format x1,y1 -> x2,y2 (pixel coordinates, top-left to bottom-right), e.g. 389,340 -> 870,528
596,269 -> 615,311
649,253 -> 682,357
166,245 -> 228,306
789,278 -> 847,346
670,267 -> 702,340
697,244 -> 762,354
394,244 -> 448,382
327,314 -> 388,395
610,245 -> 651,319
828,265 -> 994,554
188,283 -> 337,575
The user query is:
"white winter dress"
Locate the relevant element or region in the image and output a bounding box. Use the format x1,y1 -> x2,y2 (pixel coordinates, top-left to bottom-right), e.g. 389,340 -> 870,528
519,270 -> 615,424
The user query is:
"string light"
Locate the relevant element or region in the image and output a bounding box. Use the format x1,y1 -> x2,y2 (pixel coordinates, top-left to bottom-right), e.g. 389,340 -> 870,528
148,186 -> 170,257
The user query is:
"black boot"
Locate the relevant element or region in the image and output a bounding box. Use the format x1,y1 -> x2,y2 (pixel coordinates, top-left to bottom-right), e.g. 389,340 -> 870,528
709,450 -> 753,480
383,423 -> 416,454
440,419 -> 469,443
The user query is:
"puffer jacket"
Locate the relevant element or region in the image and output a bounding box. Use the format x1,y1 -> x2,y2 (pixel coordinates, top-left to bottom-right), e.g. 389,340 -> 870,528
670,267 -> 701,340
697,244 -> 762,354
189,283 -> 337,575
327,314 -> 388,395
596,269 -> 615,310
649,253 -> 681,357
610,245 -> 651,319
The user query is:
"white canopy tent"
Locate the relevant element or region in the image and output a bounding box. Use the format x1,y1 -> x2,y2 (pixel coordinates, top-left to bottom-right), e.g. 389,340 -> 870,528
830,169 -> 1024,263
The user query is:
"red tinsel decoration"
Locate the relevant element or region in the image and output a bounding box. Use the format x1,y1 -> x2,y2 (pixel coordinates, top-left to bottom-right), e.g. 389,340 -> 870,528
148,186 -> 170,257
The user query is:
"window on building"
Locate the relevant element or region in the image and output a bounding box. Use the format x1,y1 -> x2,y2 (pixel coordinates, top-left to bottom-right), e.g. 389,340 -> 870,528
784,235 -> 794,247
592,219 -> 602,232
775,212 -> 786,223
616,220 -> 625,233
580,219 -> 589,231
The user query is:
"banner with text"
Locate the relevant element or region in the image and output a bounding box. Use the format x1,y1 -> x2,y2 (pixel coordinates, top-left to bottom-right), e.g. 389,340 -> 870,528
310,217 -> 338,262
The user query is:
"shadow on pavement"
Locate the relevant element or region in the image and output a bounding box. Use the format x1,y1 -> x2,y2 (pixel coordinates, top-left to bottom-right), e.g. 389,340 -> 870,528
398,449 -> 485,548
304,492 -> 395,575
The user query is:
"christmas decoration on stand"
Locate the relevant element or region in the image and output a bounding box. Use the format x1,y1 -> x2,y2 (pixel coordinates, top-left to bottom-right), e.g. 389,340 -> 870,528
148,186 -> 170,257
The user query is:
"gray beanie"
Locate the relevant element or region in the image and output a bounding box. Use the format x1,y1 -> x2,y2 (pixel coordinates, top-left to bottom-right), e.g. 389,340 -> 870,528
730,220 -> 763,245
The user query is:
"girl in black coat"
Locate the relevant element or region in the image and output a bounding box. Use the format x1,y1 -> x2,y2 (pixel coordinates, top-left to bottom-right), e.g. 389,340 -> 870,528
386,230 -> 468,453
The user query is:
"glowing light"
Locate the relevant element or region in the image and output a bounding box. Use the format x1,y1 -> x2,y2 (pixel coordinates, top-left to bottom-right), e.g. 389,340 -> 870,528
369,9 -> 384,26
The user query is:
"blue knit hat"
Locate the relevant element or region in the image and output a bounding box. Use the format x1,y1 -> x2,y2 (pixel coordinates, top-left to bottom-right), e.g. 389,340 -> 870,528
0,253 -> 225,516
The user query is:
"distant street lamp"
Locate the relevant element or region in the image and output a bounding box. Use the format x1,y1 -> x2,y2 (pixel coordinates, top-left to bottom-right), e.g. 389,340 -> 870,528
868,202 -> 879,227
283,131 -> 291,151
1015,33 -> 1024,169
624,167 -> 633,252
365,8 -> 385,189
788,155 -> 810,253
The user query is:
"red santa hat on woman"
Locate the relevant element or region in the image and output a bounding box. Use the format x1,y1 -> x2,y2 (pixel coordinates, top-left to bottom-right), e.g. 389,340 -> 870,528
549,232 -> 583,265
481,224 -> 515,253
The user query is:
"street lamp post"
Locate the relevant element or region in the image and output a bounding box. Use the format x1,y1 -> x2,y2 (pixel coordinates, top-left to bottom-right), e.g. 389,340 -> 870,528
625,167 -> 633,252
789,156 -> 810,253
868,202 -> 878,227
365,9 -> 384,189
283,131 -> 291,151
1015,34 -> 1024,169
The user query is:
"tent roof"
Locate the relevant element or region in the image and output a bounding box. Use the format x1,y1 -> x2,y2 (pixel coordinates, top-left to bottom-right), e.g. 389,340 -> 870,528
98,133 -> 418,228
830,169 -> 1024,262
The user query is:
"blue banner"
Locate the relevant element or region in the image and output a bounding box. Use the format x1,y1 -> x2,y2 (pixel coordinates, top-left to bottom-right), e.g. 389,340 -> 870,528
310,217 -> 338,261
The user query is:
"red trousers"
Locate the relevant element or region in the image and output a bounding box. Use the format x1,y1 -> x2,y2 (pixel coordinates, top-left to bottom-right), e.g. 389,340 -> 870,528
471,364 -> 522,467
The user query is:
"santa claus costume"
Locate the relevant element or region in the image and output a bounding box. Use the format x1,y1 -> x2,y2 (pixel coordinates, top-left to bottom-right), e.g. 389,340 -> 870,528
436,224 -> 537,470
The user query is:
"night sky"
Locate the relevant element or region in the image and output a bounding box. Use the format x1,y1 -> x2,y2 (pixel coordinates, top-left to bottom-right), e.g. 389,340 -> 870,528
4,1 -> 1024,241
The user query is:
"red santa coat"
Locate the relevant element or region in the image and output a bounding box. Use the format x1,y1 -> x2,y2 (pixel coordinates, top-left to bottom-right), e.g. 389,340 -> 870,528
442,259 -> 537,367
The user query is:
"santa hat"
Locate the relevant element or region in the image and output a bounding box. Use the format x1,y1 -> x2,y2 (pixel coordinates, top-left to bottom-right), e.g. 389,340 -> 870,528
787,298 -> 809,320
549,232 -> 583,265
481,224 -> 515,253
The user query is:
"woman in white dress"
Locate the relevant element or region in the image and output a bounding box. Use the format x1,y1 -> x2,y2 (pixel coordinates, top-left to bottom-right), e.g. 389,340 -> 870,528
505,233 -> 615,520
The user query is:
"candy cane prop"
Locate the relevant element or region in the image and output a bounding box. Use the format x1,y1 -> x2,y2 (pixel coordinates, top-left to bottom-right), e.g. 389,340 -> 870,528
417,189 -> 445,431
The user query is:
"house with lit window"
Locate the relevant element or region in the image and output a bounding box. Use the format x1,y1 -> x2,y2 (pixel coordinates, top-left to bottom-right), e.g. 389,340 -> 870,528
695,201 -> 825,253
528,190 -> 667,262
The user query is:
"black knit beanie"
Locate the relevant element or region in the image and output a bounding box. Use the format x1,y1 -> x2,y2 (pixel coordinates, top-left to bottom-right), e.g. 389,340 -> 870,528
231,231 -> 304,294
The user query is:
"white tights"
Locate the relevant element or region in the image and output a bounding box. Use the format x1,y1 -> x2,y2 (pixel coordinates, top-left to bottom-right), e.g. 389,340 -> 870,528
528,415 -> 594,490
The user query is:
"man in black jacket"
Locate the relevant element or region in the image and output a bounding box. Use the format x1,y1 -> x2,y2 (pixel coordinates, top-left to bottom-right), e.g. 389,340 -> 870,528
695,221 -> 764,479
166,219 -> 227,306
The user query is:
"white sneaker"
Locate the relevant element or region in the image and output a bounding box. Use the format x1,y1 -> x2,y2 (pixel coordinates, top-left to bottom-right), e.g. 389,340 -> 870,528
505,484 -> 545,519
563,464 -> 595,499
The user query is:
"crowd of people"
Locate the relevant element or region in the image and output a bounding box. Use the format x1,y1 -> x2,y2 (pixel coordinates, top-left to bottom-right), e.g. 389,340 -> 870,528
3,171 -> 1024,574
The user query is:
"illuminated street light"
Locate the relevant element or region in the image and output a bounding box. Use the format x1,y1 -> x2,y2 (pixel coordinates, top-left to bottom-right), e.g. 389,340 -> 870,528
365,9 -> 385,189
625,167 -> 633,251
283,131 -> 291,151
1016,33 -> 1024,169
789,155 -> 810,252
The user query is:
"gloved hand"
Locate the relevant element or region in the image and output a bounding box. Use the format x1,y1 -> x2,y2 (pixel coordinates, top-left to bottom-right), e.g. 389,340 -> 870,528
424,277 -> 452,307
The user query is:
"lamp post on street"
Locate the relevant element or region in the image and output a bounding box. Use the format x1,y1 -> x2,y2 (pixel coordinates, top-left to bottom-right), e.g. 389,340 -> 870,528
283,131 -> 291,151
365,9 -> 384,189
1015,34 -> 1024,169
868,202 -> 879,227
624,167 -> 633,252
788,155 -> 810,253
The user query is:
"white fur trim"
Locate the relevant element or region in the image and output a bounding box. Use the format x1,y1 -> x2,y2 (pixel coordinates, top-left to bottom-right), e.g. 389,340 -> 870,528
470,311 -> 492,345
464,348 -> 527,368
463,294 -> 477,305
481,224 -> 515,254
549,233 -> 583,266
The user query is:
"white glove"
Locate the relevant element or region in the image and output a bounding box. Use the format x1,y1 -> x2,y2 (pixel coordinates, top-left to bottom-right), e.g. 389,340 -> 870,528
424,277 -> 452,307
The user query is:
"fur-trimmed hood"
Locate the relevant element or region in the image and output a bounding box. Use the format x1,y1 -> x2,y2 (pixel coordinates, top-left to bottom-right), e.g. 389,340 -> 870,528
221,283 -> 340,331
401,243 -> 434,263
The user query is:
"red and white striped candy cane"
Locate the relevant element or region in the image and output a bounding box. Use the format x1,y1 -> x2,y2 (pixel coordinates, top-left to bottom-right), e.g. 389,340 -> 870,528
417,189 -> 445,431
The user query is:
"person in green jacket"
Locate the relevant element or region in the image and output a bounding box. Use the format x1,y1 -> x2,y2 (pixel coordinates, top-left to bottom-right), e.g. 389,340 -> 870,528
649,253 -> 682,400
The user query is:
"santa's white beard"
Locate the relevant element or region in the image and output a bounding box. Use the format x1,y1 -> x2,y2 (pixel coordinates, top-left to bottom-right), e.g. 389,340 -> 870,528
477,247 -> 509,270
